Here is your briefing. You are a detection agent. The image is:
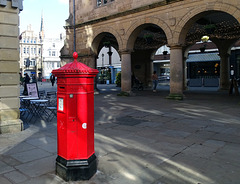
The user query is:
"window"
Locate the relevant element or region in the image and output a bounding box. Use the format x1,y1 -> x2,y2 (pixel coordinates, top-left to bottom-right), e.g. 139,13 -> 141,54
97,0 -> 114,6
49,51 -> 51,56
39,48 -> 41,55
23,47 -> 26,54
34,48 -> 36,54
52,51 -> 56,56
53,43 -> 55,47
97,0 -> 101,6
27,47 -> 29,54
31,48 -> 33,54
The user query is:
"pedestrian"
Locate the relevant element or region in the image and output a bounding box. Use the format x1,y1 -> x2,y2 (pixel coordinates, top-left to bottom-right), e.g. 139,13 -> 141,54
32,74 -> 36,83
152,71 -> 158,92
50,74 -> 56,86
23,73 -> 30,95
19,73 -> 24,86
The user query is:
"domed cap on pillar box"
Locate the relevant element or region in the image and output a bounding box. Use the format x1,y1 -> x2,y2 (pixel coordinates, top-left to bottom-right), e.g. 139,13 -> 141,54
52,52 -> 99,77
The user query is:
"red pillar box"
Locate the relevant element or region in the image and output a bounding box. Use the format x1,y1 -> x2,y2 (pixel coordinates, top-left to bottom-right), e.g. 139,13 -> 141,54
52,52 -> 98,181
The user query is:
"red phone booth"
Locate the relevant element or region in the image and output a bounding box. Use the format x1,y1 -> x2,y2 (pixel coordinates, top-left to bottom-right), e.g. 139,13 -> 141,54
52,52 -> 98,181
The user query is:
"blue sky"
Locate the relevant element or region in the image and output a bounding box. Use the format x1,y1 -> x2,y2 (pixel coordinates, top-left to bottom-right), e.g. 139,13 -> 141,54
20,0 -> 69,38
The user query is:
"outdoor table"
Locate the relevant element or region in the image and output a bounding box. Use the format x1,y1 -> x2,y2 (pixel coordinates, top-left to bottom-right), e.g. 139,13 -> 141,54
21,97 -> 40,121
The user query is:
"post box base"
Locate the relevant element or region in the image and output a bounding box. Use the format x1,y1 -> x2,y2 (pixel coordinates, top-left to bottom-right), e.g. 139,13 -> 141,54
56,154 -> 97,181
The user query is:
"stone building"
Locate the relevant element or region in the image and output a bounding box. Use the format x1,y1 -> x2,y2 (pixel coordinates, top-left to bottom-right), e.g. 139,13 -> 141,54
62,0 -> 240,99
19,25 -> 43,79
42,36 -> 65,80
0,0 -> 23,133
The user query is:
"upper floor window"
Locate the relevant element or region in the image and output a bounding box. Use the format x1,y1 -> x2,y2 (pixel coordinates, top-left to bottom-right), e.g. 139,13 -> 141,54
53,43 -> 55,48
52,51 -> 56,56
97,0 -> 114,7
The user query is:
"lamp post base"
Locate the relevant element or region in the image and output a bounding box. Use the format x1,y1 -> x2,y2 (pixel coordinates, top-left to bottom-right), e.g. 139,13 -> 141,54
56,154 -> 97,181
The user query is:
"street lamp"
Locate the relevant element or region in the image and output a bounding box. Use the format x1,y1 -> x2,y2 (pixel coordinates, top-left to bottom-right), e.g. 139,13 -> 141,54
73,0 -> 76,52
102,53 -> 104,67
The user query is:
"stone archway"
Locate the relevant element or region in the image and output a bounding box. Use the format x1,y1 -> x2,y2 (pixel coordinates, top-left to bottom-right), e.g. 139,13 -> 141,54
91,28 -> 122,55
63,0 -> 240,98
167,7 -> 240,98
124,17 -> 172,51
92,32 -> 120,86
122,22 -> 169,92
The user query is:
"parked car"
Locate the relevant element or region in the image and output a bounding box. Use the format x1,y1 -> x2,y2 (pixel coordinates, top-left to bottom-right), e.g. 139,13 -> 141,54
158,75 -> 170,81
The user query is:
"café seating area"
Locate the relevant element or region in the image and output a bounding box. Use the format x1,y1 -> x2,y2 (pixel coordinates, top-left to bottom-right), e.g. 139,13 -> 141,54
19,90 -> 57,124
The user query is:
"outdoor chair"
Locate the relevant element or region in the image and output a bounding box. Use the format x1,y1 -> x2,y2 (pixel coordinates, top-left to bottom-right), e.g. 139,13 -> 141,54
46,91 -> 57,99
38,90 -> 46,99
46,98 -> 57,121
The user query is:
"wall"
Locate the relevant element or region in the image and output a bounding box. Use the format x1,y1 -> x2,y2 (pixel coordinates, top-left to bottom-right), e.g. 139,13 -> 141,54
0,1 -> 23,133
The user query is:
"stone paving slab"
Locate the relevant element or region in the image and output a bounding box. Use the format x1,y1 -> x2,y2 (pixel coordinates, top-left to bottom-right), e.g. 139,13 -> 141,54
15,155 -> 56,177
11,148 -> 52,163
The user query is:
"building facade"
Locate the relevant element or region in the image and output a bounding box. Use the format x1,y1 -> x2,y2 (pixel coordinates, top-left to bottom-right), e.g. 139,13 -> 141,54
42,37 -> 65,80
61,0 -> 240,99
0,0 -> 23,133
19,25 -> 65,81
19,25 -> 43,79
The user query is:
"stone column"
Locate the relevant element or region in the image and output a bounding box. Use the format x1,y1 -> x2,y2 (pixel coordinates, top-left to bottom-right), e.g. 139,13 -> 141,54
211,38 -> 236,90
121,50 -> 132,93
219,53 -> 230,90
0,1 -> 23,133
168,45 -> 183,100
89,54 -> 99,91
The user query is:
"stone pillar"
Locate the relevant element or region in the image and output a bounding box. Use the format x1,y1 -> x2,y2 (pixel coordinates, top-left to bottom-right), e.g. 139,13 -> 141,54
168,45 -> 183,100
0,1 -> 23,133
211,38 -> 236,90
88,54 -> 98,91
219,53 -> 230,90
121,50 -> 132,93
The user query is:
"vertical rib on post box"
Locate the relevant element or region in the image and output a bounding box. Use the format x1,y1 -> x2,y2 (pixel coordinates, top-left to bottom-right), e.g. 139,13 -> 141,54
52,52 -> 99,181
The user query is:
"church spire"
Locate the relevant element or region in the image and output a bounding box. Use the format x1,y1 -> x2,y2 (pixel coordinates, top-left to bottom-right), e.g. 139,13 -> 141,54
39,11 -> 44,41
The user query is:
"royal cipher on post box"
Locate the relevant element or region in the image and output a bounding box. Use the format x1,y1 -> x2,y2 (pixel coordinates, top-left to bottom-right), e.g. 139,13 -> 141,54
52,52 -> 98,181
